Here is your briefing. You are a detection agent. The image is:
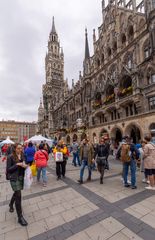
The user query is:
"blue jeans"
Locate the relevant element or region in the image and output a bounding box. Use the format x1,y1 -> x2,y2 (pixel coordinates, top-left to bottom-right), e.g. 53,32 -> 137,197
123,160 -> 136,186
73,152 -> 81,166
80,160 -> 92,181
37,167 -> 47,183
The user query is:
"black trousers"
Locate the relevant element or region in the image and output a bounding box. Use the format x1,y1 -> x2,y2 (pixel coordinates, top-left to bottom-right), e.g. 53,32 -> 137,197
56,161 -> 67,177
97,164 -> 105,180
10,190 -> 22,218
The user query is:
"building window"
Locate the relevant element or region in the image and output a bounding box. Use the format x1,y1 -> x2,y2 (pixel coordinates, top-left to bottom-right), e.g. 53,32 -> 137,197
144,45 -> 151,59
149,96 -> 155,110
149,74 -> 155,84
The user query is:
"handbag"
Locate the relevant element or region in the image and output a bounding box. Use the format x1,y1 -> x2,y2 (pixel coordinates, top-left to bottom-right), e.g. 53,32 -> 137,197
55,152 -> 63,162
30,162 -> 37,176
24,166 -> 33,189
96,156 -> 106,165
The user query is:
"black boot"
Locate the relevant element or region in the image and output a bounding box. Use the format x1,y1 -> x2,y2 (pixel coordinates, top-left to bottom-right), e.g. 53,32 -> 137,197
15,191 -> 28,226
9,203 -> 14,213
100,177 -> 103,184
18,216 -> 28,226
9,193 -> 15,213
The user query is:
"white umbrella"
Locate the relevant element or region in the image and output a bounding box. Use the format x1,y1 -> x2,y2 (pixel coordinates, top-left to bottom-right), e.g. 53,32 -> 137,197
25,135 -> 53,146
1,137 -> 15,145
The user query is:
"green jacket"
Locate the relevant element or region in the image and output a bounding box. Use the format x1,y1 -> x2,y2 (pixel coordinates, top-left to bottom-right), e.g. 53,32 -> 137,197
80,143 -> 94,165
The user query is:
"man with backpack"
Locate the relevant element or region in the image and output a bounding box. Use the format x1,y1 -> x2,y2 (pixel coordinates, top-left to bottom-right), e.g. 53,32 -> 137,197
120,136 -> 139,189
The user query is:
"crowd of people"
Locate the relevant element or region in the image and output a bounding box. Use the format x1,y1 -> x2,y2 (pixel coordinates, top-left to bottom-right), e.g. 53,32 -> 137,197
0,133 -> 155,227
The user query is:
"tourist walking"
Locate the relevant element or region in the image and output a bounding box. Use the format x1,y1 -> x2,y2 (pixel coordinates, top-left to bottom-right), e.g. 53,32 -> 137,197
6,143 -> 28,226
72,140 -> 81,166
121,137 -> 139,189
143,135 -> 155,190
95,137 -> 109,184
53,140 -> 68,180
77,138 -> 94,184
24,142 -> 35,166
34,143 -> 48,186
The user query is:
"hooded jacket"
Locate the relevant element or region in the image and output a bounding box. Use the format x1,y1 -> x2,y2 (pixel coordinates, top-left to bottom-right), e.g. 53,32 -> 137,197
34,150 -> 48,167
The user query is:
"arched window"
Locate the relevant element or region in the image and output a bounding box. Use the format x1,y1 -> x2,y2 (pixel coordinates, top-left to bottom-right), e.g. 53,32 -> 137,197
113,41 -> 117,53
121,33 -> 126,45
97,58 -> 100,67
107,47 -> 112,57
143,39 -> 151,59
147,68 -> 155,85
101,54 -> 104,63
108,64 -> 117,82
139,18 -> 145,31
128,25 -> 134,41
124,52 -> 133,69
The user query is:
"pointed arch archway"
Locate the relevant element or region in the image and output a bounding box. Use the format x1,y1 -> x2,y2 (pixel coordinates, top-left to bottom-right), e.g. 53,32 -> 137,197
125,123 -> 142,144
110,126 -> 123,144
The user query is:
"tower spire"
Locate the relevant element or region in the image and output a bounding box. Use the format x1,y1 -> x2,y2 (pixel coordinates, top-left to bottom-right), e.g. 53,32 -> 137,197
51,16 -> 56,34
85,28 -> 90,60
39,98 -> 43,109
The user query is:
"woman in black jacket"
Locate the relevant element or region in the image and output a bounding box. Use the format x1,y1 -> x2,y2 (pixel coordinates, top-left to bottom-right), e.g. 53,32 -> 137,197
6,143 -> 28,226
95,137 -> 109,184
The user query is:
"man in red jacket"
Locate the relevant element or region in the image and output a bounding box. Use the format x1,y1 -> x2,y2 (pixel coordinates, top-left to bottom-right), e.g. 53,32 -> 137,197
34,143 -> 48,187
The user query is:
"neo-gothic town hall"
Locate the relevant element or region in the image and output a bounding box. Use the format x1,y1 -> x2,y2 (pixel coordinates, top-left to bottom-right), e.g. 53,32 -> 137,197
38,0 -> 155,145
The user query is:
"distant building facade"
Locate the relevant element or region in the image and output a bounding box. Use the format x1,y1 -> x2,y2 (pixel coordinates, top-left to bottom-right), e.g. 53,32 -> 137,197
0,120 -> 37,142
38,0 -> 155,144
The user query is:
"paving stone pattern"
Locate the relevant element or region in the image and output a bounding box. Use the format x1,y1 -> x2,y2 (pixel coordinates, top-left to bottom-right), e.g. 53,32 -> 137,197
0,156 -> 155,240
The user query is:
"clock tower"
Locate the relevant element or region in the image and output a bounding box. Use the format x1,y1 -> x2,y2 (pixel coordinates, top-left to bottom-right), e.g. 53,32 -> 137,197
43,17 -> 64,136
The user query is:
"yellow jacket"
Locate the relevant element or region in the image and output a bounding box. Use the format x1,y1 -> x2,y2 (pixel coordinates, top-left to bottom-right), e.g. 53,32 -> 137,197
53,146 -> 67,155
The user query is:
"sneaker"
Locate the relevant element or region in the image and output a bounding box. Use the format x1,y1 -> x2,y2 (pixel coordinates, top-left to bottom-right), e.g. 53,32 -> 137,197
131,186 -> 137,189
145,186 -> 155,190
43,183 -> 47,187
124,184 -> 130,188
77,179 -> 83,184
142,179 -> 147,183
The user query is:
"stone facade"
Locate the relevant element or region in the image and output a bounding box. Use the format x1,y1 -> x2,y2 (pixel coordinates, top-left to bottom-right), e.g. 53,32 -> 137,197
38,0 -> 155,144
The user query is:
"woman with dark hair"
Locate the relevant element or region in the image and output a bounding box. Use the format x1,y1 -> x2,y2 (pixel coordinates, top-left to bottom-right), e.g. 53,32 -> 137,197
24,141 -> 35,166
6,143 -> 28,226
143,135 -> 155,190
34,143 -> 48,186
95,137 -> 109,184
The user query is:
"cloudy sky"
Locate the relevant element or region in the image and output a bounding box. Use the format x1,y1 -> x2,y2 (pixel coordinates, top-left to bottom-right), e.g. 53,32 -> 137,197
0,0 -> 141,122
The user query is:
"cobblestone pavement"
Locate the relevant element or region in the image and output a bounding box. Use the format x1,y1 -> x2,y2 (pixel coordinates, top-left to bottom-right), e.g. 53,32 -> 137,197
0,155 -> 155,240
